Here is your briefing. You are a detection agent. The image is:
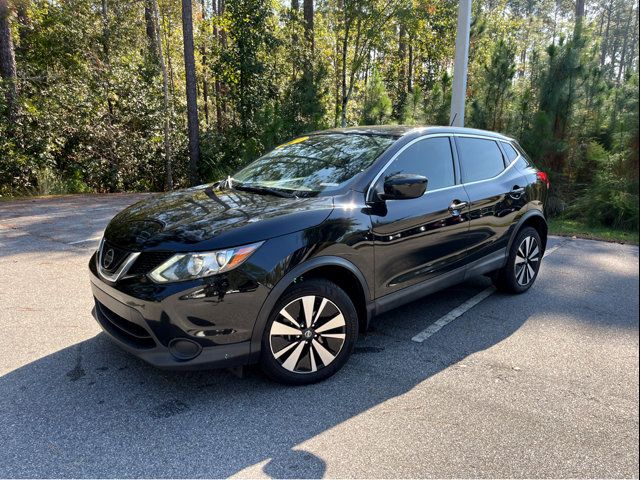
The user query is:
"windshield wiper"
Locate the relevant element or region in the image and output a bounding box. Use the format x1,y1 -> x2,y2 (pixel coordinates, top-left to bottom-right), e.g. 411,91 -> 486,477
234,183 -> 297,199
220,176 -> 236,189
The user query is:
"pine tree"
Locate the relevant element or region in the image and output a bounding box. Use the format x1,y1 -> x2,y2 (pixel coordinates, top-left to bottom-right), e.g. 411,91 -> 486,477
0,0 -> 18,122
362,70 -> 392,125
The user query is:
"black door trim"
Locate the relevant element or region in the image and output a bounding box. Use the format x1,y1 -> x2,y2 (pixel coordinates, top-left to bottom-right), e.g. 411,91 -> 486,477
374,247 -> 507,315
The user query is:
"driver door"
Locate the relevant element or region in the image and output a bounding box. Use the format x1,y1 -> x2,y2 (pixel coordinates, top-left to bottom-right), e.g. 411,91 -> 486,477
369,136 -> 471,298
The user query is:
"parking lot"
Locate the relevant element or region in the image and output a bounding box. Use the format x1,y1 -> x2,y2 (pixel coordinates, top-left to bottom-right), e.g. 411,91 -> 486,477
1,193 -> 638,478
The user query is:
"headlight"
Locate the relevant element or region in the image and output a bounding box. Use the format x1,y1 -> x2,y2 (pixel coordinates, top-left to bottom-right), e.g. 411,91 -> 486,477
148,242 -> 263,283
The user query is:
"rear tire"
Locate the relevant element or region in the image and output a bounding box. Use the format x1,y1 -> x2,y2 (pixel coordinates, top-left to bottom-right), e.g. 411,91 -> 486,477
260,279 -> 358,385
492,226 -> 543,294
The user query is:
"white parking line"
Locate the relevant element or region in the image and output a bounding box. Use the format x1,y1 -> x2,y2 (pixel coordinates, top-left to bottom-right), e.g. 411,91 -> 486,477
411,240 -> 568,343
411,287 -> 496,342
542,243 -> 563,257
67,236 -> 102,245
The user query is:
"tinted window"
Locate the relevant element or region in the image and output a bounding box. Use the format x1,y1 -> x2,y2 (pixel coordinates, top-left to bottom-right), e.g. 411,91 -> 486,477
514,143 -> 533,168
384,137 -> 455,190
234,134 -> 396,195
456,138 -> 505,183
501,142 -> 519,162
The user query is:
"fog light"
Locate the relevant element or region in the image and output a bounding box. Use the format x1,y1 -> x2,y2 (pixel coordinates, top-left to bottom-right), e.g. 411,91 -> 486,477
168,338 -> 202,361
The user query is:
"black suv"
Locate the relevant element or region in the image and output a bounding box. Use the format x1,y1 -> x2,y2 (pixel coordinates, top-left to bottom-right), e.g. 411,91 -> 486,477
90,126 -> 549,384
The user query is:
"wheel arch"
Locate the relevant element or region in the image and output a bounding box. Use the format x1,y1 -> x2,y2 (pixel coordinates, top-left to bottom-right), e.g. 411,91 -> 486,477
249,256 -> 372,361
509,210 -> 548,254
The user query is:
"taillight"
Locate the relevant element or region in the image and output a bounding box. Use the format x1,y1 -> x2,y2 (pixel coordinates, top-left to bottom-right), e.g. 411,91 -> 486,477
537,171 -> 550,189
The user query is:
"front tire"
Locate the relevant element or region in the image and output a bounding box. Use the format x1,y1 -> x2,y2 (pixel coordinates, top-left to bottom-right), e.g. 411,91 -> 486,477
260,279 -> 358,385
492,226 -> 543,294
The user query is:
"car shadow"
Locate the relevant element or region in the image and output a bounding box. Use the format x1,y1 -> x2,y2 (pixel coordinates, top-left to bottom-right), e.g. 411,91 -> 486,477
1,239 -> 638,478
0,278 -> 523,478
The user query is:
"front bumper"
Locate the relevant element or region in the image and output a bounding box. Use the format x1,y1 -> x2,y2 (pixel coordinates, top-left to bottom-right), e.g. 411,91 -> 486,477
89,262 -> 260,370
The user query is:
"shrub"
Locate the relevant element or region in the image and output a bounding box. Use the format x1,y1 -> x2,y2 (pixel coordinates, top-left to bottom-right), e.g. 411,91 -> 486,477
567,143 -> 639,231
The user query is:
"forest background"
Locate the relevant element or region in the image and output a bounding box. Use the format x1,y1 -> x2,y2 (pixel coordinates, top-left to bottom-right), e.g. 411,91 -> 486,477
0,0 -> 638,237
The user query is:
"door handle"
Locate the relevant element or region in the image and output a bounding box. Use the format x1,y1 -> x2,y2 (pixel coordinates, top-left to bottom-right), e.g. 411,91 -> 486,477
448,200 -> 468,216
510,186 -> 526,197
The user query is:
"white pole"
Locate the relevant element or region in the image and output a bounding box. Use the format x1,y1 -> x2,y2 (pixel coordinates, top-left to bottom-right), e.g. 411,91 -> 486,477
450,0 -> 472,127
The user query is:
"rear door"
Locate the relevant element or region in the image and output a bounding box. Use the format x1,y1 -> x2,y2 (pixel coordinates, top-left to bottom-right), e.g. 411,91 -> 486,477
369,135 -> 471,297
454,135 -> 528,264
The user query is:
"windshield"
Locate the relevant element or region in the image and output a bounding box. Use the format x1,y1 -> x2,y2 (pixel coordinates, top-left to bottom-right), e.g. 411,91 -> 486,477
232,133 -> 397,196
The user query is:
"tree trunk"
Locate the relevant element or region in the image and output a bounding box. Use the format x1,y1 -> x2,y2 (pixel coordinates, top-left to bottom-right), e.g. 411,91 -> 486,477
519,11 -> 533,78
551,2 -> 558,45
291,0 -> 299,10
627,6 -> 639,77
182,0 -> 201,186
0,0 -> 18,122
573,0 -> 585,38
160,10 -> 175,98
395,21 -> 406,119
575,0 -> 584,20
144,5 -> 157,54
213,0 -> 226,132
200,0 -> 209,126
608,6 -> 622,78
333,41 -> 340,127
147,0 -> 173,190
144,1 -> 160,65
363,48 -> 370,88
101,0 -> 114,118
398,23 -> 406,95
340,20 -> 349,128
407,42 -> 413,92
617,4 -> 633,84
303,0 -> 313,52
600,2 -> 612,68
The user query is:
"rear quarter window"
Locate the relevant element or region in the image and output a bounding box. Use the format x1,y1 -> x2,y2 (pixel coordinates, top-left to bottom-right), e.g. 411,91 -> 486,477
514,143 -> 535,170
501,142 -> 519,163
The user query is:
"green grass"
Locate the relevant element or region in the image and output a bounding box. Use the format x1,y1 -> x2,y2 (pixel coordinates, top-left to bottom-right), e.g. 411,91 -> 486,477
548,217 -> 639,245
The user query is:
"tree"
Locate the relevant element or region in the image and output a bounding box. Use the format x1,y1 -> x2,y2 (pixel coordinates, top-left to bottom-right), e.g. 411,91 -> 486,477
145,0 -> 173,190
221,0 -> 277,158
303,0 -> 314,52
335,0 -> 401,127
0,0 -> 18,122
199,0 -> 210,126
362,70 -> 391,124
0,0 -> 638,234
213,0 -> 226,132
470,39 -> 516,131
181,0 -> 201,185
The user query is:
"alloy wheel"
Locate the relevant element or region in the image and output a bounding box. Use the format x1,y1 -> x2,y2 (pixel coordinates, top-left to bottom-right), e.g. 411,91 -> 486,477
269,295 -> 347,374
514,235 -> 540,286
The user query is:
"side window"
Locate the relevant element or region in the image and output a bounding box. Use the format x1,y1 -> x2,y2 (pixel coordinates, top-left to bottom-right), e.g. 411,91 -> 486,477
456,138 -> 505,183
514,143 -> 533,168
501,141 -> 519,163
384,137 -> 455,191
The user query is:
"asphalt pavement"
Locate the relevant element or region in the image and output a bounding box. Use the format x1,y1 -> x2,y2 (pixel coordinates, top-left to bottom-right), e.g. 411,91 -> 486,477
0,194 -> 638,478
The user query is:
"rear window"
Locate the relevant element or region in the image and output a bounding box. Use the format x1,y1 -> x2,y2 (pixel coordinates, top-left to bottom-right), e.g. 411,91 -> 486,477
456,138 -> 505,183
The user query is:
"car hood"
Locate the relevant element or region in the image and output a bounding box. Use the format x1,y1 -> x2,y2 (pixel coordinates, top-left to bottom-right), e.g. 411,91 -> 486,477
104,184 -> 334,251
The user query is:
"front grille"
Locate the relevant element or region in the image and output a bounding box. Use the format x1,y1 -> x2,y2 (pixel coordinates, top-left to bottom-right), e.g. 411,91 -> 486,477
128,251 -> 175,275
95,300 -> 156,349
100,241 -> 131,273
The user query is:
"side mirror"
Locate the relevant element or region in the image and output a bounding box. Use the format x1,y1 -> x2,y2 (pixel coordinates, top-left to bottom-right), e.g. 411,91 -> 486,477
381,174 -> 428,200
